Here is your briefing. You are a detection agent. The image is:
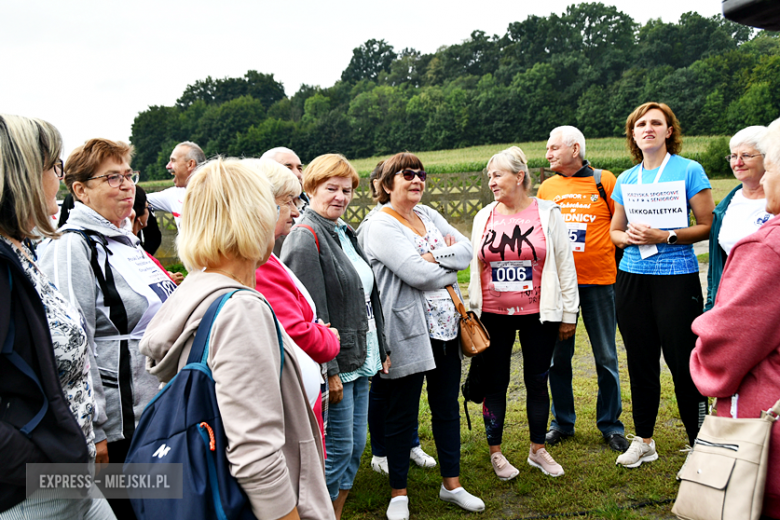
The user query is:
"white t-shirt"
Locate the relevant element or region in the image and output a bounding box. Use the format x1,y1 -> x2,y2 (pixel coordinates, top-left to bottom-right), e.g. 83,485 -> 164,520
719,189 -> 772,255
147,187 -> 186,229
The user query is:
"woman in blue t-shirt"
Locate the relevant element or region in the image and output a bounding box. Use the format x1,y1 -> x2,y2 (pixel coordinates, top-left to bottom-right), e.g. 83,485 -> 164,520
609,102 -> 715,468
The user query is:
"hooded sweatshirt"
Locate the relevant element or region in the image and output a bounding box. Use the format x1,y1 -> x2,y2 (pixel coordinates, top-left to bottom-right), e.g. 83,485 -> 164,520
139,271 -> 334,520
691,215 -> 780,517
38,202 -> 170,444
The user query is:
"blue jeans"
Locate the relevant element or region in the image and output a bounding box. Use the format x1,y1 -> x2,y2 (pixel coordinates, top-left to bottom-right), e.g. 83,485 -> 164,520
549,284 -> 624,438
324,376 -> 369,500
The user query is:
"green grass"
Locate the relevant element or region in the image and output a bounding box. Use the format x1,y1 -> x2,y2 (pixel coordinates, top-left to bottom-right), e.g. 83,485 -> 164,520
342,312 -> 687,519
697,253 -> 710,263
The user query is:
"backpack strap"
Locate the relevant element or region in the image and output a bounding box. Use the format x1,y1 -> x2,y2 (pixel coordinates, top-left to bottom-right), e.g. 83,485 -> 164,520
61,229 -> 129,334
189,290 -> 285,379
291,224 -> 319,253
2,265 -> 49,437
593,169 -> 612,218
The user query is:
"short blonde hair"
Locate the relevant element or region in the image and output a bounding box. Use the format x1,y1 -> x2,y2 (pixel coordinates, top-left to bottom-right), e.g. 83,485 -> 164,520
303,154 -> 359,194
487,146 -> 532,192
0,114 -> 62,240
177,157 -> 276,270
242,158 -> 301,200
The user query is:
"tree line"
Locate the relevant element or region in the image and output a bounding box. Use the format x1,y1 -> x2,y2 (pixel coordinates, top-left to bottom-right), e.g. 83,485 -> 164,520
130,2 -> 779,180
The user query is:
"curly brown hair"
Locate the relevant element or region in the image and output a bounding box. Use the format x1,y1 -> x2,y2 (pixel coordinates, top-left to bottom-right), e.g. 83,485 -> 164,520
625,102 -> 682,164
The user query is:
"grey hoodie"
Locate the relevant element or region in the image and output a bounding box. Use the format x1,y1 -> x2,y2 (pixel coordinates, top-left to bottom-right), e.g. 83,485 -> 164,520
139,271 -> 334,520
38,203 -> 163,444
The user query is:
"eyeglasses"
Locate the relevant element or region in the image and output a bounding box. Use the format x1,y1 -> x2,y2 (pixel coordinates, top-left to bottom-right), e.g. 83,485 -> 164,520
395,169 -> 427,182
725,153 -> 764,163
278,196 -> 302,211
85,171 -> 139,187
53,159 -> 65,180
275,205 -> 281,219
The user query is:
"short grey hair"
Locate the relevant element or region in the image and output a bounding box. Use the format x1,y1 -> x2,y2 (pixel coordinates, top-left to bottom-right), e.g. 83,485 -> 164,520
178,141 -> 205,165
261,147 -> 298,163
487,146 -> 532,192
761,118 -> 780,169
241,158 -> 301,200
730,126 -> 768,153
549,126 -> 586,160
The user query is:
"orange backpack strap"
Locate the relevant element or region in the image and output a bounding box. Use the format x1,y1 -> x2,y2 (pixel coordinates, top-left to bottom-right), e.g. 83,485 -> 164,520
292,224 -> 319,253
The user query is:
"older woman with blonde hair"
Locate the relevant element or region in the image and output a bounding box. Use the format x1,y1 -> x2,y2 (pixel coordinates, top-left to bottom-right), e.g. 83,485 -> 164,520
0,114 -> 113,519
469,146 -> 578,481
140,157 -> 333,520
247,158 -> 340,449
281,154 -> 388,519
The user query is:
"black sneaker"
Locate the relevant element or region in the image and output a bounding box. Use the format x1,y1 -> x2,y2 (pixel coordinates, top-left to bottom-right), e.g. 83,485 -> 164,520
605,433 -> 630,453
545,429 -> 573,446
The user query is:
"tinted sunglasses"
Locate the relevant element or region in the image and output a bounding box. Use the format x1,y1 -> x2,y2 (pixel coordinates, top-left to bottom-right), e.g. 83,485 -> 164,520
395,169 -> 427,182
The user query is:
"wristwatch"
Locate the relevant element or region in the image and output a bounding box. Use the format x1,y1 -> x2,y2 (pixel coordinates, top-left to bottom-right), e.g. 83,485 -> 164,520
666,230 -> 678,245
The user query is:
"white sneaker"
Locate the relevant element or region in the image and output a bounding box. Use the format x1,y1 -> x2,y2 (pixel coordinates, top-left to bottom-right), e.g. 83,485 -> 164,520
410,446 -> 437,468
372,455 -> 389,475
439,485 -> 485,512
386,496 -> 409,520
616,435 -> 658,468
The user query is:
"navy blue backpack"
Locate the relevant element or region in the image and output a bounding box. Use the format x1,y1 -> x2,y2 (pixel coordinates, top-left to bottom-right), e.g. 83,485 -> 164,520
124,289 -> 284,520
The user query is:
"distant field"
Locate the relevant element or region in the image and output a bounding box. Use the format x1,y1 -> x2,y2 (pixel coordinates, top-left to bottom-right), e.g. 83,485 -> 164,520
135,136 -> 726,193
349,135 -> 721,176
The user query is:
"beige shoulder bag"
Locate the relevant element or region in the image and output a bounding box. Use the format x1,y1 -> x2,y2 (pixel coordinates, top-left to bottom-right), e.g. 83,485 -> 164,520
672,397 -> 780,520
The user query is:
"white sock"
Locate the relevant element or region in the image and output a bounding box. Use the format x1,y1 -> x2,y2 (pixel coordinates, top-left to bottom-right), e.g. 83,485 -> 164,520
389,496 -> 408,504
443,486 -> 464,494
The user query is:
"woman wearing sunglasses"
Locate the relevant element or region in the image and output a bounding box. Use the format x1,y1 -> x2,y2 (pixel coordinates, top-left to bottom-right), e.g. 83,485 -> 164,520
38,139 -> 177,520
360,153 -> 482,520
468,146 -> 578,480
280,154 -> 389,520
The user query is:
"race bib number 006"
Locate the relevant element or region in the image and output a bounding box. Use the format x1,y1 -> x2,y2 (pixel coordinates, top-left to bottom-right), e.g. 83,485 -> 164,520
490,260 -> 533,292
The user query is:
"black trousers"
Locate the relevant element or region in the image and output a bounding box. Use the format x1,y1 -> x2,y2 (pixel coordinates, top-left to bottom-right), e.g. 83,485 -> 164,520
382,338 -> 461,490
616,270 -> 707,445
106,437 -> 137,520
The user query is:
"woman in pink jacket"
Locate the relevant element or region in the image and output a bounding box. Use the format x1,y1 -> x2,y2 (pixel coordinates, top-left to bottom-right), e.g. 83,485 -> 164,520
247,159 -> 340,446
690,118 -> 780,520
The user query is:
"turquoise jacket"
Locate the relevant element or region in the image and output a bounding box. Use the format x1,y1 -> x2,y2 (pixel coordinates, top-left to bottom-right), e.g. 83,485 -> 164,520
705,184 -> 741,311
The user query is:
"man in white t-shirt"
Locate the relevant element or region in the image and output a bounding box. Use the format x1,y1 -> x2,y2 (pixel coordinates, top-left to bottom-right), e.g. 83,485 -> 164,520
147,141 -> 205,229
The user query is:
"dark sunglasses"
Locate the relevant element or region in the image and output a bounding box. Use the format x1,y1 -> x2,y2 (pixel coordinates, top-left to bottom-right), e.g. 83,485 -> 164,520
395,169 -> 427,182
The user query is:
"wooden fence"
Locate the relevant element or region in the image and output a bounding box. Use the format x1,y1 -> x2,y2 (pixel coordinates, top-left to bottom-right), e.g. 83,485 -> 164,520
154,168 -> 553,266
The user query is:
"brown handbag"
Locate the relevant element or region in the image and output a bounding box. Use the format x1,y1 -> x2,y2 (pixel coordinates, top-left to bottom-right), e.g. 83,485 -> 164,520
445,286 -> 490,357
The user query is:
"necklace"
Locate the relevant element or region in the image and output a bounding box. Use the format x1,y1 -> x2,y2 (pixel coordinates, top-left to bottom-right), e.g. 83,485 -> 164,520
205,268 -> 248,286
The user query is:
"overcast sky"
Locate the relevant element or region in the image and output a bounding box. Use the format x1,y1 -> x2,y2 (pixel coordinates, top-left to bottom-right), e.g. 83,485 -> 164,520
1,0 -> 723,158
